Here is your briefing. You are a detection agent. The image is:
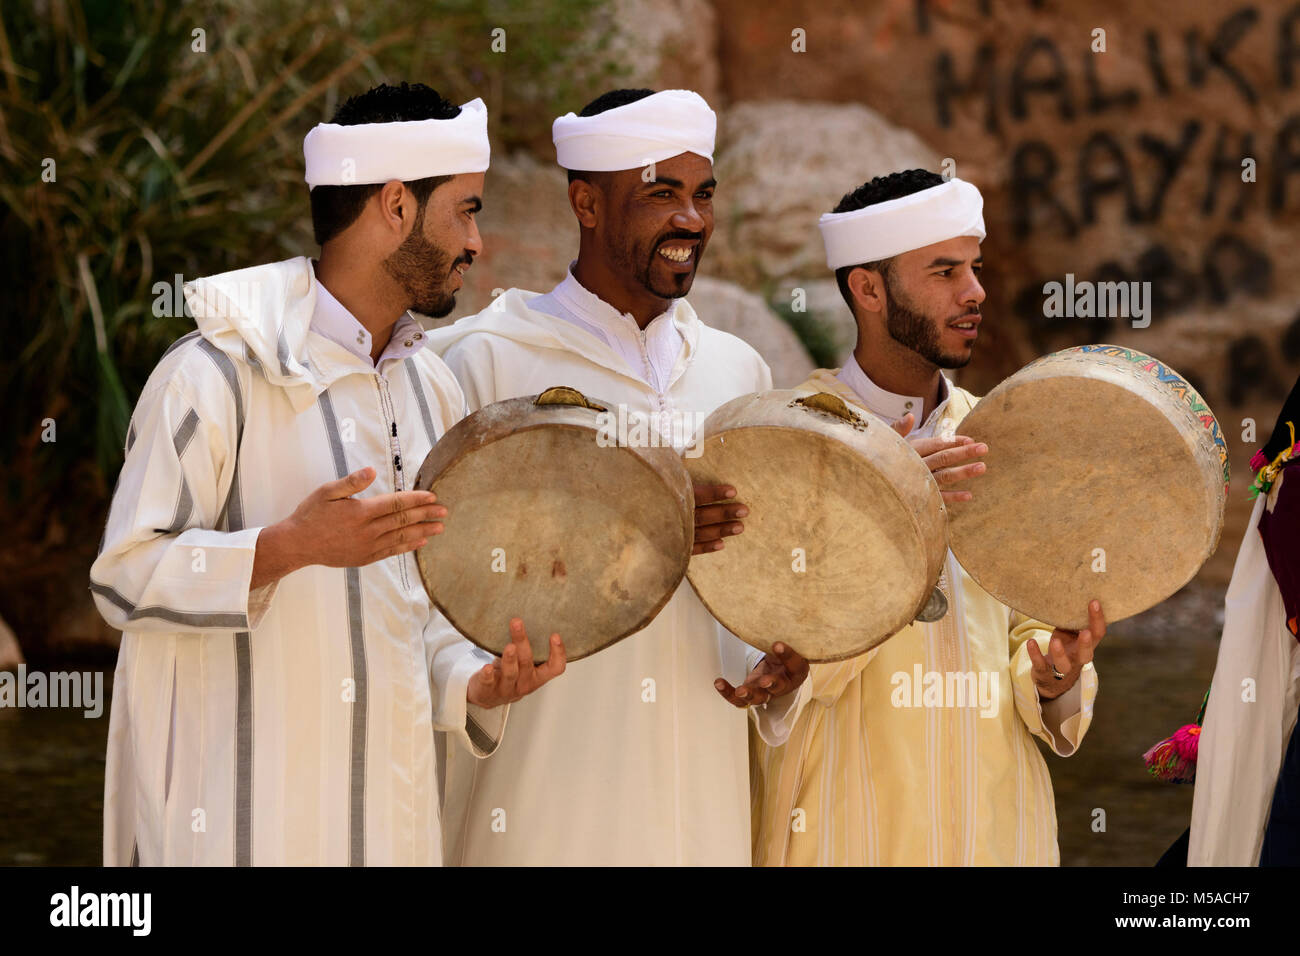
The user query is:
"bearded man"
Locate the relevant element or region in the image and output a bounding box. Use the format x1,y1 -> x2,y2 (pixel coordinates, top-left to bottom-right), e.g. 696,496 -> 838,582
750,169 -> 1105,866
428,88 -> 809,866
92,83 -> 563,866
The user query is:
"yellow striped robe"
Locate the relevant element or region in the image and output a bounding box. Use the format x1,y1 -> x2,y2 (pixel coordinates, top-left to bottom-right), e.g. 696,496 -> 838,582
750,370 -> 1099,866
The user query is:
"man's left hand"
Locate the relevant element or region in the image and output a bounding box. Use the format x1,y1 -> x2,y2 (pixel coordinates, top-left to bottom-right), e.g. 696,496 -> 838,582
715,642 -> 809,708
1028,599 -> 1106,699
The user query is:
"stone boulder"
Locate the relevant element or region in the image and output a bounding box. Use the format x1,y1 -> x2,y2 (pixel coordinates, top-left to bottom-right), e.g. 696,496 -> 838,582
689,276 -> 815,387
709,99 -> 943,287
771,277 -> 859,368
591,0 -> 721,106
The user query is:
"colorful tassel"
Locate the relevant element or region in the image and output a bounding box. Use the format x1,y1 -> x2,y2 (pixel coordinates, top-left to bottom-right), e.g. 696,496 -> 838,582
1248,424 -> 1299,500
1143,725 -> 1201,783
1143,690 -> 1210,784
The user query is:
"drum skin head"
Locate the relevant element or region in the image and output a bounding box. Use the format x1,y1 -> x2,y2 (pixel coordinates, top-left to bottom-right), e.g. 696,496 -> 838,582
948,347 -> 1227,631
685,391 -> 946,662
413,392 -> 693,663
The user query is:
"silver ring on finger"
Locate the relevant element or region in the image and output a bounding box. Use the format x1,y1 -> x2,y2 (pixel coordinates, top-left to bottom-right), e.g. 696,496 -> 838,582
1051,665 -> 1065,681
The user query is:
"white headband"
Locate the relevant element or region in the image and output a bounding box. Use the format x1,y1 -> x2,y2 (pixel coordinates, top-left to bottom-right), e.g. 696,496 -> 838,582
552,89 -> 716,172
818,178 -> 986,269
303,98 -> 490,189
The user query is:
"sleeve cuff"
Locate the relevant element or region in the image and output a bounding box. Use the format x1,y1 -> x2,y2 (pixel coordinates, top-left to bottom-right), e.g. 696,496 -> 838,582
439,645 -> 509,758
743,648 -> 811,746
750,678 -> 810,746
1013,643 -> 1098,757
244,527 -> 279,630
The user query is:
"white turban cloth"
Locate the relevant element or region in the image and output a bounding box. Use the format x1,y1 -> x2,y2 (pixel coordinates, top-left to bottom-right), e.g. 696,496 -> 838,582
551,89 -> 716,172
303,97 -> 490,189
818,178 -> 986,269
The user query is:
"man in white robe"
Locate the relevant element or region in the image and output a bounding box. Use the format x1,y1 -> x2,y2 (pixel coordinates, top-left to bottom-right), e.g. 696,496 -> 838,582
428,88 -> 809,866
92,83 -> 564,866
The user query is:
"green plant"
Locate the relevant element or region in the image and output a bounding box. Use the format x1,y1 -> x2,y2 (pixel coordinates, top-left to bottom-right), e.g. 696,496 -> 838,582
0,0 -> 619,653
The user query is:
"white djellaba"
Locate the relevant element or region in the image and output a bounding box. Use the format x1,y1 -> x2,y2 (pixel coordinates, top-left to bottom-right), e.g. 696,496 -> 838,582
428,89 -> 806,866
92,100 -> 497,866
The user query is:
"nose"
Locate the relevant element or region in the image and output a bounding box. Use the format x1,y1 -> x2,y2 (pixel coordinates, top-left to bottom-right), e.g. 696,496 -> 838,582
465,216 -> 484,257
671,200 -> 707,235
962,269 -> 986,309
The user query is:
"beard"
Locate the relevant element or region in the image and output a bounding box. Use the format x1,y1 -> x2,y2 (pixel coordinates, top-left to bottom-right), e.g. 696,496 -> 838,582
614,229 -> 705,300
381,205 -> 463,318
884,274 -> 975,370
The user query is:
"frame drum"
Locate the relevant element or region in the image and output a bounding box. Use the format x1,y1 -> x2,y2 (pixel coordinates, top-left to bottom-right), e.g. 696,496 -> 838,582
948,344 -> 1229,630
413,386 -> 694,662
684,390 -> 947,662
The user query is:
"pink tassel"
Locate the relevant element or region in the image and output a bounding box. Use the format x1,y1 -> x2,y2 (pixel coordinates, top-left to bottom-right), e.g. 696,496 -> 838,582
1143,724 -> 1201,784
1250,449 -> 1268,471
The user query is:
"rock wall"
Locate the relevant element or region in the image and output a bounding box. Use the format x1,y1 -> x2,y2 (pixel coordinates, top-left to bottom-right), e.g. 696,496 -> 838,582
703,0 -> 1300,581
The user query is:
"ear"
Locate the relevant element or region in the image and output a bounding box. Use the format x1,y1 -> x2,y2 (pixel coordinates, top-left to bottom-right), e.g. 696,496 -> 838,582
847,266 -> 888,318
568,178 -> 600,230
376,180 -> 412,237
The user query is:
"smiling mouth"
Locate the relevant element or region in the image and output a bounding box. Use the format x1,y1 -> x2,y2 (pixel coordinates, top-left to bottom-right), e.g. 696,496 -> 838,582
452,260 -> 470,275
657,245 -> 694,263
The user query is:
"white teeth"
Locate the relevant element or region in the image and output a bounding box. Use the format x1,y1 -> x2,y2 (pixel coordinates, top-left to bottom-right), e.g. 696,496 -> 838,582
658,246 -> 692,262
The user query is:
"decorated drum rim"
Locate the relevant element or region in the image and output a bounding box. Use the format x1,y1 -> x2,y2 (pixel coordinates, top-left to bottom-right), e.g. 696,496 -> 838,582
1026,343 -> 1229,492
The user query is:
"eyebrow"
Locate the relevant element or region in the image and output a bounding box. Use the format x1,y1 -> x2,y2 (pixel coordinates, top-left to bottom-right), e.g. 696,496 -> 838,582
644,177 -> 717,191
461,196 -> 482,212
926,256 -> 983,268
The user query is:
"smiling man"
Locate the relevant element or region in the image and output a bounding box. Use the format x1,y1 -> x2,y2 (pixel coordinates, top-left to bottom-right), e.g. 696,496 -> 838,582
92,83 -> 564,867
750,169 -> 1104,866
428,88 -> 808,865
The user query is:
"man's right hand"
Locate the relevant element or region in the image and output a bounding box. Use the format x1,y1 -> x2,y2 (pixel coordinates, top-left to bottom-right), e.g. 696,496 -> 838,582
890,413 -> 987,504
251,466 -> 447,588
467,618 -> 567,708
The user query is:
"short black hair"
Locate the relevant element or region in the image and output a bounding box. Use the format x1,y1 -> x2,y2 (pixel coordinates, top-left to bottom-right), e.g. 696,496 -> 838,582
832,168 -> 946,308
566,88 -> 656,184
310,82 -> 461,245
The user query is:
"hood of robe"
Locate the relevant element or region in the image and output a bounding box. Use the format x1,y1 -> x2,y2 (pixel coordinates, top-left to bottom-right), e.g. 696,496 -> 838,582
425,287 -> 703,383
183,255 -> 341,414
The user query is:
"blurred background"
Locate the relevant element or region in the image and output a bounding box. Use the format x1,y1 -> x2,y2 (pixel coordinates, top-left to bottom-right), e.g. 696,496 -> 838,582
2,0 -> 1296,865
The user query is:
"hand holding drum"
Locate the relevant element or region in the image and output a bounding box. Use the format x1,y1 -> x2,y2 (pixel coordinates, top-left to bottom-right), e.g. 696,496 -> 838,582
888,412 -> 988,505
692,483 -> 749,554
890,407 -> 1107,693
